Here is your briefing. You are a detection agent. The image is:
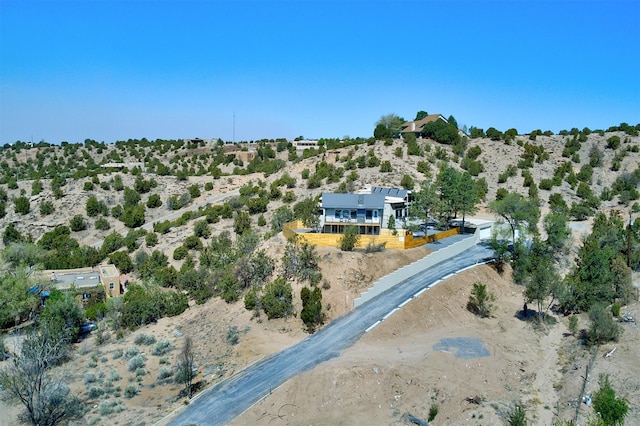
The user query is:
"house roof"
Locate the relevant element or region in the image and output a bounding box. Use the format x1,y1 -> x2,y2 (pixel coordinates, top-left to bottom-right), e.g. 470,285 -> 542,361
369,186 -> 409,198
321,192 -> 387,209
400,114 -> 447,133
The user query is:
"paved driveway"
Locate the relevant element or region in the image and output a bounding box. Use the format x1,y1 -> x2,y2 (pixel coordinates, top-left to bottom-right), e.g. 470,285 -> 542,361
164,242 -> 494,426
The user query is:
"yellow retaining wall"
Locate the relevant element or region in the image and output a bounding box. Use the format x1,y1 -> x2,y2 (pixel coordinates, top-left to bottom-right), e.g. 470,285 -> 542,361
281,221 -> 460,250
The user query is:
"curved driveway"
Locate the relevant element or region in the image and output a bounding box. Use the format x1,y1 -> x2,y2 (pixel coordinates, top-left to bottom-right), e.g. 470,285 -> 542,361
165,242 -> 494,426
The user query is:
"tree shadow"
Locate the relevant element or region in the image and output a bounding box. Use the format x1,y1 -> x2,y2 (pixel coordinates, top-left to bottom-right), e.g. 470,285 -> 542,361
515,308 -> 558,325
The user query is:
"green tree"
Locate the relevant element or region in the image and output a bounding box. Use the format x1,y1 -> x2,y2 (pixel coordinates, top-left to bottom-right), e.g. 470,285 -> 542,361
109,251 -> 134,274
400,174 -> 415,189
40,290 -> 86,343
467,282 -> 495,318
301,286 -> 323,333
373,123 -> 391,140
233,211 -> 252,235
375,113 -> 405,137
523,241 -> 561,321
261,277 -> 293,319
193,220 -> 211,238
293,196 -> 321,231
271,205 -> 295,232
123,187 -> 141,207
488,191 -> 540,247
86,195 -> 107,217
588,304 -> 622,345
146,193 -> 162,208
0,329 -> 83,426
95,217 -> 110,230
544,212 -> 571,252
31,179 -> 43,196
14,196 -> 30,215
592,374 -> 629,425
0,270 -> 38,329
69,214 -> 87,232
39,200 -> 54,215
339,226 -> 360,251
414,110 -> 429,120
456,171 -> 481,233
188,184 -> 201,199
410,180 -> 439,224
3,223 -> 24,246
121,205 -> 145,228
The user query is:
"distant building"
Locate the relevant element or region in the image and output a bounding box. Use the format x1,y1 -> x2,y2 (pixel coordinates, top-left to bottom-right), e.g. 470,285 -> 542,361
290,140 -> 319,150
400,114 -> 448,137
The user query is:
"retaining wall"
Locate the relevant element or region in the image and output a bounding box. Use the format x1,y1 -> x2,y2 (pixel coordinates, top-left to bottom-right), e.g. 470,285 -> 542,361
281,220 -> 460,250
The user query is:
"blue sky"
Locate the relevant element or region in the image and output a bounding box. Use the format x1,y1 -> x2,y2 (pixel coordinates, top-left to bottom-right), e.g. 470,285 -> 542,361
1,0 -> 639,144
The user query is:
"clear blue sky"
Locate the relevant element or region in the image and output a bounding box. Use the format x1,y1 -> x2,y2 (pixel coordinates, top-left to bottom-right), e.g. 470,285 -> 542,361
1,0 -> 639,144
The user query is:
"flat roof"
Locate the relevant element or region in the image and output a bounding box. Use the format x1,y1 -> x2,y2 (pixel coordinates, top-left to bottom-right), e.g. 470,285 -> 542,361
53,272 -> 101,289
100,265 -> 119,276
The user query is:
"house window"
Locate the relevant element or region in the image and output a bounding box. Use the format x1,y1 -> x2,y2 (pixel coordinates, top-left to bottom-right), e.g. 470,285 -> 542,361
350,210 -> 357,219
373,210 -> 378,219
109,282 -> 114,290
365,210 -> 372,220
335,209 -> 342,220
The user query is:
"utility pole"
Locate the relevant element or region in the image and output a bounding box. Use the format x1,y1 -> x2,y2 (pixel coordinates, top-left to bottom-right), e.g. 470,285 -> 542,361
628,211 -> 633,268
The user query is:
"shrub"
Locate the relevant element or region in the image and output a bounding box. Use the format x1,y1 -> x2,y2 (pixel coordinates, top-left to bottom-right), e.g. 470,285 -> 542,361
568,315 -> 578,336
158,367 -> 173,380
611,303 -> 620,317
127,354 -> 146,371
134,333 -> 156,346
88,386 -> 104,399
70,214 -> 87,231
146,194 -> 162,208
39,200 -> 55,215
507,403 -> 526,426
145,232 -> 158,247
467,282 -> 495,318
173,245 -> 188,260
301,286 -> 323,333
14,196 -> 30,214
95,217 -> 110,230
123,347 -> 140,359
339,226 -> 360,251
226,326 -> 239,345
588,304 -> 622,345
98,399 -> 124,415
151,339 -> 174,356
592,374 -> 629,425
428,403 -> 439,422
188,184 -> 201,198
84,372 -> 97,385
124,384 -> 139,399
261,277 -> 293,319
364,240 -> 386,253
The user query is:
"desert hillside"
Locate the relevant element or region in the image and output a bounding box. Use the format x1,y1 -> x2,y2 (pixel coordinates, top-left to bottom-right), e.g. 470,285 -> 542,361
1,124 -> 639,425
